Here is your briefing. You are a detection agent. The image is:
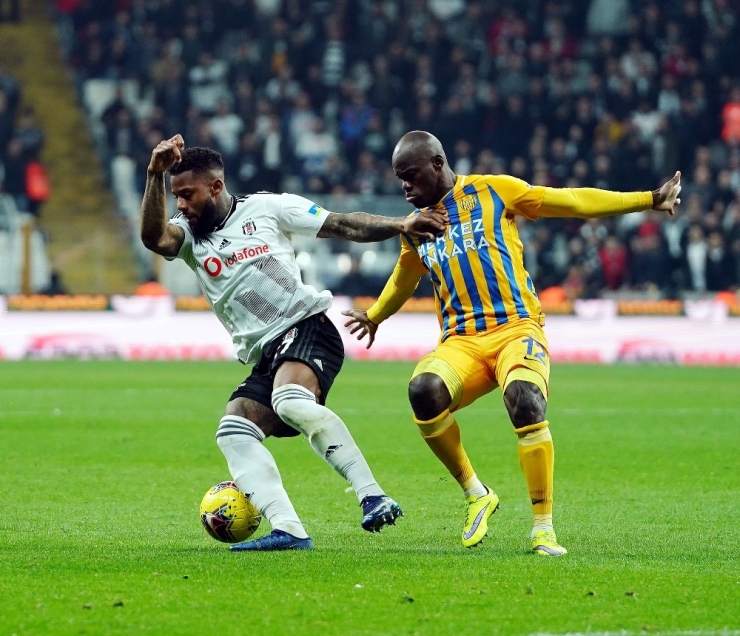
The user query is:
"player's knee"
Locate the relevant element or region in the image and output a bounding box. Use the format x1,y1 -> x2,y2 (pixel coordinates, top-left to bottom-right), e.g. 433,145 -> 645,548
504,380 -> 547,428
408,373 -> 451,421
270,383 -> 317,427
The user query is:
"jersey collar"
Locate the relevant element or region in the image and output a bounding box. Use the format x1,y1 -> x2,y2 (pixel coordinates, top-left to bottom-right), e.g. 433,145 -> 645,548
413,175 -> 465,214
437,174 -> 465,209
214,195 -> 237,232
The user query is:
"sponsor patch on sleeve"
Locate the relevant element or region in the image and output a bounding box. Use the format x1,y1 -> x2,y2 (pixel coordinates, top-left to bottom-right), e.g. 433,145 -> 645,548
307,203 -> 326,216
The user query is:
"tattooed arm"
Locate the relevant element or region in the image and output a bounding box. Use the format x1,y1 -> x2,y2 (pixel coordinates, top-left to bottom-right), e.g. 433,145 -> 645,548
317,208 -> 447,243
140,135 -> 185,257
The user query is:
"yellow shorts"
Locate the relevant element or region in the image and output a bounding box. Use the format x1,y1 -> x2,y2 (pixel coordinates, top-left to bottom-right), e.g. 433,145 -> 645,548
411,318 -> 550,412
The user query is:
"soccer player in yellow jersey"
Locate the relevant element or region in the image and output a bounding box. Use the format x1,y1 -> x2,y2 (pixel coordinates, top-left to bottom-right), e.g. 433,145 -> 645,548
343,131 -> 682,555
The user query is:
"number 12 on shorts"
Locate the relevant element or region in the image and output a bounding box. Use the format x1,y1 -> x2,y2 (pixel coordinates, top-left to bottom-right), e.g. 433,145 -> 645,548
522,337 -> 546,365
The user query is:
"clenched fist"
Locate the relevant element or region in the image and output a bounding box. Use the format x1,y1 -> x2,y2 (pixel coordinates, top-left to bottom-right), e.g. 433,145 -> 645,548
148,134 -> 185,174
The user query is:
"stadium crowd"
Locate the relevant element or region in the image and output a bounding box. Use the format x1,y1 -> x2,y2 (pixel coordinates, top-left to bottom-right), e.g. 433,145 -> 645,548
0,64 -> 47,221
54,0 -> 740,299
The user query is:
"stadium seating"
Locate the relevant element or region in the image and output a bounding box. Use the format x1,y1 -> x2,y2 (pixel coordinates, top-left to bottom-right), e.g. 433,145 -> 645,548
51,0 -> 740,300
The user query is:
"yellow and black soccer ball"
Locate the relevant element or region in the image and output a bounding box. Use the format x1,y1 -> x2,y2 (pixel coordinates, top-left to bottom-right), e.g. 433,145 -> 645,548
199,481 -> 261,543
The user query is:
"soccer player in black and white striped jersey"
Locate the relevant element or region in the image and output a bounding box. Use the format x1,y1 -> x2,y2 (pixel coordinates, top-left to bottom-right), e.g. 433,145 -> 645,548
140,135 -> 447,551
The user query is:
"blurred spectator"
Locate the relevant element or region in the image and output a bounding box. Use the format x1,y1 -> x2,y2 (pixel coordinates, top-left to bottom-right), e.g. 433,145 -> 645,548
705,231 -> 735,291
259,113 -> 283,192
362,112 -> 389,159
188,51 -> 229,115
106,108 -> 137,158
721,86 -> 740,143
294,118 -> 338,185
14,107 -> 44,160
587,0 -> 630,36
631,227 -> 670,291
0,90 -> 14,153
368,56 -> 404,119
0,62 -> 20,112
0,0 -> 20,23
41,270 -> 69,296
352,150 -> 381,195
599,236 -> 628,290
320,15 -> 349,90
208,100 -> 244,158
685,224 -> 708,291
231,132 -> 262,194
2,139 -> 29,212
339,91 -> 375,160
285,91 -> 317,154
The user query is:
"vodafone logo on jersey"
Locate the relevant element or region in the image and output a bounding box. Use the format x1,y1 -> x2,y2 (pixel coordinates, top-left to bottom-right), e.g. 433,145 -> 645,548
203,245 -> 270,277
204,257 -> 223,277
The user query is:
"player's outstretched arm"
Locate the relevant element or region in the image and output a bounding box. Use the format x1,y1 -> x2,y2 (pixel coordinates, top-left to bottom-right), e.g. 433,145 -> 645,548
140,135 -> 186,257
341,249 -> 426,348
531,171 -> 682,220
318,208 -> 447,243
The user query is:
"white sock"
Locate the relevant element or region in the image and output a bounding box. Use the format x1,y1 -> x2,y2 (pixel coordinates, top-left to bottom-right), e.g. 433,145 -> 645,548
216,415 -> 308,539
272,384 -> 384,502
532,514 -> 554,536
462,474 -> 487,498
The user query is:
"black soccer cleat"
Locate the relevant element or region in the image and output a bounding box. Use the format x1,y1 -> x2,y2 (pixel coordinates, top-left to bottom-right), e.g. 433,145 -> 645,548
360,495 -> 404,532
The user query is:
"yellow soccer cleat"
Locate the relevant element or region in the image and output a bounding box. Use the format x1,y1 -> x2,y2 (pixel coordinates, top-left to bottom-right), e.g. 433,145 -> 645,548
531,529 -> 567,556
462,486 -> 499,548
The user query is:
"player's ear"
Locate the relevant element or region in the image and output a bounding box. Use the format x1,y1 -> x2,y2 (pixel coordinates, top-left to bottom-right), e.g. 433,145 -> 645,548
432,155 -> 445,172
210,177 -> 224,196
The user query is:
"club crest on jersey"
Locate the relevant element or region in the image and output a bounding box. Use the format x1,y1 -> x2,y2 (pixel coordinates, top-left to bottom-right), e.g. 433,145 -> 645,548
460,194 -> 477,211
242,219 -> 257,235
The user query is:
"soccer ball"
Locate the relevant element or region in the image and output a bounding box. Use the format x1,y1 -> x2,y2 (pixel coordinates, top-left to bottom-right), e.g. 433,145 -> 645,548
199,481 -> 261,543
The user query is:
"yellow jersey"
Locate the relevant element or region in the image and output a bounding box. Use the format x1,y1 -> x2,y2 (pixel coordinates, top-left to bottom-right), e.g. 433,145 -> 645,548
367,174 -> 652,341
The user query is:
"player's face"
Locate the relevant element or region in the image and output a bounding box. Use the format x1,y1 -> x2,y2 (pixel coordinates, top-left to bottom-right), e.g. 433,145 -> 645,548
171,171 -> 222,240
393,155 -> 444,208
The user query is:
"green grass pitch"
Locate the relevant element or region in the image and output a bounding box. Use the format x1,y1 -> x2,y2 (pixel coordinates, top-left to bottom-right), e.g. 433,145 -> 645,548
1,360 -> 739,635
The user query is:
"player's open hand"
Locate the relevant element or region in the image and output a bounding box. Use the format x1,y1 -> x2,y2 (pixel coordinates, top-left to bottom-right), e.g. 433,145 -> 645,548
402,208 -> 448,241
148,134 -> 185,174
652,171 -> 682,215
341,309 -> 378,349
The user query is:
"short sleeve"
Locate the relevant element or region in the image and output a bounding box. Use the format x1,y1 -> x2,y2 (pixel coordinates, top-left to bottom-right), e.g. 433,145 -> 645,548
166,213 -> 195,266
485,175 -> 546,220
277,193 -> 331,237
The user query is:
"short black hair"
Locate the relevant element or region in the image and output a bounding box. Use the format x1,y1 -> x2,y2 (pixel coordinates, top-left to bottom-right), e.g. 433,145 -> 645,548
169,146 -> 224,176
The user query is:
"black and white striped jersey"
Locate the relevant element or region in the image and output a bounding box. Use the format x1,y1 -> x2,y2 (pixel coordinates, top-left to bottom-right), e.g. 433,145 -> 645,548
169,192 -> 333,363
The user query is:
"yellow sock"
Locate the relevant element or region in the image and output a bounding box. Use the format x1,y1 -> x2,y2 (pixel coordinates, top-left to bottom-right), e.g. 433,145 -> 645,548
416,410 -> 476,488
516,421 -> 554,517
